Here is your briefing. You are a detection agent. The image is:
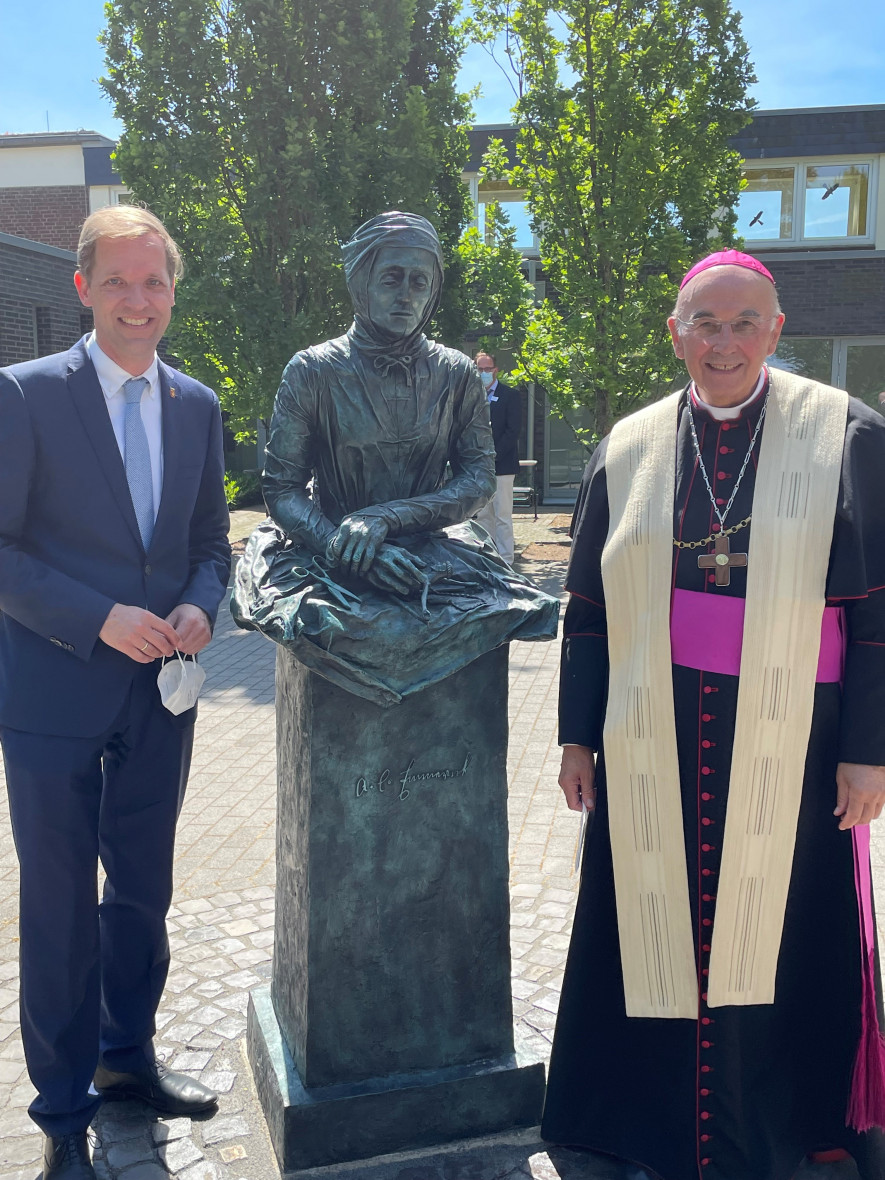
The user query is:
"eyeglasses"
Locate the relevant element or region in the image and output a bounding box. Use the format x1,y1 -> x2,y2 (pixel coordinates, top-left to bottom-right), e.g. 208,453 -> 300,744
675,316 -> 775,340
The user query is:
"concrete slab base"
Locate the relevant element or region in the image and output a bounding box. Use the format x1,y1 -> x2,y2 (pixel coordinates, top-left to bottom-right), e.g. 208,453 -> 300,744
248,987 -> 547,1172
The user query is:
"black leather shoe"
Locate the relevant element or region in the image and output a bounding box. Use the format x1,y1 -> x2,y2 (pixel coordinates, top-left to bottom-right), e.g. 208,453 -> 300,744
42,1132 -> 97,1179
93,1061 -> 218,1115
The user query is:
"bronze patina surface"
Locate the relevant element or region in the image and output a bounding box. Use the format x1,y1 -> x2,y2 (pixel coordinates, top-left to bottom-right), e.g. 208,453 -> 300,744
232,212 -> 558,704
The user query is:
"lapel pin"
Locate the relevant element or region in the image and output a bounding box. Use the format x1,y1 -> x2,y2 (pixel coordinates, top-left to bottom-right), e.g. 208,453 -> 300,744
169,387 -> 177,398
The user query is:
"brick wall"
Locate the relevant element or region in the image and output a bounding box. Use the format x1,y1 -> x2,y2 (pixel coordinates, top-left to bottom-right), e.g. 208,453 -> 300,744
0,186 -> 87,252
765,257 -> 885,336
0,240 -> 87,367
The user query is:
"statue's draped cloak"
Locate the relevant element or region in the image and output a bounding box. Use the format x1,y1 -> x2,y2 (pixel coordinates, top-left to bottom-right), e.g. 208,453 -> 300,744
232,334 -> 558,704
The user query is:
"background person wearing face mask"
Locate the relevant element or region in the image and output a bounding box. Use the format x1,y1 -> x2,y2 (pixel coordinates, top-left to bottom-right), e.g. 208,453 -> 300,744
473,351 -> 521,565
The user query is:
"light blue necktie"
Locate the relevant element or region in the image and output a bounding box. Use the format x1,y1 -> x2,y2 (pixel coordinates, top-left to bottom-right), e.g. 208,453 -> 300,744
122,376 -> 154,548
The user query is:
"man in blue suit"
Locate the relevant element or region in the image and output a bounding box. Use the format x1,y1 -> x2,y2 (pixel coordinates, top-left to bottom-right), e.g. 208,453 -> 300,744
0,206 -> 231,1178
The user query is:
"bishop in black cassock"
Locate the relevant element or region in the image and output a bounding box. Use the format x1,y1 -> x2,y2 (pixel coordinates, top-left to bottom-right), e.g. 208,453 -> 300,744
542,251 -> 885,1180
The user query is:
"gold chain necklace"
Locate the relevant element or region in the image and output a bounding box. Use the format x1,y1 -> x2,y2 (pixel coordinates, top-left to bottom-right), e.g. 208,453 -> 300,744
673,514 -> 752,550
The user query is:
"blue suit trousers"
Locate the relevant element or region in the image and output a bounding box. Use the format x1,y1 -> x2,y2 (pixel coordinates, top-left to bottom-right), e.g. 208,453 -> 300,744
1,665 -> 193,1136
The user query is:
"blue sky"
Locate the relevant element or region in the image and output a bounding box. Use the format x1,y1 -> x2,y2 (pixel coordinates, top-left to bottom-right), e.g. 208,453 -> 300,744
0,0 -> 882,139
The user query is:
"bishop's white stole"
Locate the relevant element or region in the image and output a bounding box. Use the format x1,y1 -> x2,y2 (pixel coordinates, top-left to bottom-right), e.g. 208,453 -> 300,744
600,369 -> 848,1018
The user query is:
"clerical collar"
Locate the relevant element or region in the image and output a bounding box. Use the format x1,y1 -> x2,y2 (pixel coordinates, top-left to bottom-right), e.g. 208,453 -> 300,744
689,367 -> 767,421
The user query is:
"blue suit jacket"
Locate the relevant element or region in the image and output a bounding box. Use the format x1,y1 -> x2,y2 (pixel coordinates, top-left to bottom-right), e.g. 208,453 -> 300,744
488,381 -> 522,476
0,337 -> 231,737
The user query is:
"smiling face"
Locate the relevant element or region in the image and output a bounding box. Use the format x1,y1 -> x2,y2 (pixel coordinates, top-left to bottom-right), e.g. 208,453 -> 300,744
366,246 -> 436,339
74,232 -> 175,374
668,267 -> 785,407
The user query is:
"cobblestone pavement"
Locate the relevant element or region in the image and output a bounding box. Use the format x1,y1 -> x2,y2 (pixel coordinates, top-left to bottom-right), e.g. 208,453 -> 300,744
0,509 -> 880,1180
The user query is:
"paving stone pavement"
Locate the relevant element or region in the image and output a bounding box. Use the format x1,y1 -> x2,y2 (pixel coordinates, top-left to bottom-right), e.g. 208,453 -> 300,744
0,509 -> 881,1180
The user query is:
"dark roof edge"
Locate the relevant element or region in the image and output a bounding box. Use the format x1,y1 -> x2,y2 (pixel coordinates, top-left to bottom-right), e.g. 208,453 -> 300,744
747,104 -> 885,117
0,231 -> 77,261
0,131 -> 115,149
756,249 -> 885,262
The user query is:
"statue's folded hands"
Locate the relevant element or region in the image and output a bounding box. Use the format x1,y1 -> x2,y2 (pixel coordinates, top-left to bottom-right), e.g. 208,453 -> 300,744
361,544 -> 427,597
327,513 -> 389,577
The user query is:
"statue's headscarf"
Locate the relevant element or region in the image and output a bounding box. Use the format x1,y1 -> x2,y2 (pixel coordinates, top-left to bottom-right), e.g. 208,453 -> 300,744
342,211 -> 444,380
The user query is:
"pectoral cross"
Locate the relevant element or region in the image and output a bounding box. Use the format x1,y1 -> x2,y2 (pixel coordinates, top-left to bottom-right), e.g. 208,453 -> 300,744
697,535 -> 748,587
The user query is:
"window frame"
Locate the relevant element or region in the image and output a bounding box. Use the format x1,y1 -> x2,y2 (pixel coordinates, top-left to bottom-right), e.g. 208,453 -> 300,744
476,180 -> 539,252
737,156 -> 878,249
771,334 -> 885,394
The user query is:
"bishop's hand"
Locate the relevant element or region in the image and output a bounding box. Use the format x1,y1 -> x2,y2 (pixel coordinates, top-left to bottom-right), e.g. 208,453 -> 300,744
559,745 -> 596,813
834,762 -> 885,830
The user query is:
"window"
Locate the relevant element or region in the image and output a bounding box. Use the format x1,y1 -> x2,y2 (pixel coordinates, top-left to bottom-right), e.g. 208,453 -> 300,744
736,160 -> 875,246
845,341 -> 885,409
87,186 -> 133,214
737,167 -> 795,240
769,336 -> 885,410
477,183 -> 537,250
767,338 -> 833,385
804,164 -> 869,238
544,401 -> 593,500
35,306 -> 51,357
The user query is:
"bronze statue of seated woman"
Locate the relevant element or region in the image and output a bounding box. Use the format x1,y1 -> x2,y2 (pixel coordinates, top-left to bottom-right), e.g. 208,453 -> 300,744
232,211 -> 558,705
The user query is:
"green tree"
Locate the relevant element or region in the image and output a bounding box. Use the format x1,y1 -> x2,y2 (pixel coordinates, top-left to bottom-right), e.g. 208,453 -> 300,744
102,0 -> 471,430
467,0 -> 755,440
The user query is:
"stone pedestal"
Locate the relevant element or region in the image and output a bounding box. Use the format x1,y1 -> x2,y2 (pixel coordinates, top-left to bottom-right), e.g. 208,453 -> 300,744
248,646 -> 545,1171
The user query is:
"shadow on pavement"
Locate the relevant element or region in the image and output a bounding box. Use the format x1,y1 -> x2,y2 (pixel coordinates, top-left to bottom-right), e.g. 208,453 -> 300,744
514,556 -> 568,600
279,1137 -> 662,1180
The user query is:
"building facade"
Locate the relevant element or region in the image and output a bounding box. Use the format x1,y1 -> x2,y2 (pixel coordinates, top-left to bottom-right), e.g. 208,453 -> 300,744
734,107 -> 885,406
4,113 -> 883,494
464,105 -> 885,502
0,131 -> 127,366
0,233 -> 91,364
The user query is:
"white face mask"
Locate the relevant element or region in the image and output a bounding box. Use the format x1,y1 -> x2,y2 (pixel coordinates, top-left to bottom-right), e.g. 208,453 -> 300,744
157,650 -> 206,715
479,370 -> 495,388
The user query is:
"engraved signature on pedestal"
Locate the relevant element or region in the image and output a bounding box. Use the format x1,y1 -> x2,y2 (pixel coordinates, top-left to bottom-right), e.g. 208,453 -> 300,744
354,768 -> 391,798
356,754 -> 471,802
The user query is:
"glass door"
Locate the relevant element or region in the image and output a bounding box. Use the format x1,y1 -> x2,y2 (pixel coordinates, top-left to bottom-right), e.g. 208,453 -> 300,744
841,341 -> 885,412
768,338 -> 834,384
543,402 -> 594,501
771,337 -> 885,411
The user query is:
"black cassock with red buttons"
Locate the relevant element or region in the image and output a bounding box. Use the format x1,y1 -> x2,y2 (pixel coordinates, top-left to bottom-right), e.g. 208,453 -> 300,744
542,383 -> 885,1180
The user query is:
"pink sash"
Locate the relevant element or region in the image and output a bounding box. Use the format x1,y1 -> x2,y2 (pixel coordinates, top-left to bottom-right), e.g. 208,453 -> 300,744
667,588 -> 885,1129
669,588 -> 845,682
847,824 -> 885,1131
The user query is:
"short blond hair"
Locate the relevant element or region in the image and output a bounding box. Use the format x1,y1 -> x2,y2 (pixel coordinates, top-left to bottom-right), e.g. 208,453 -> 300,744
77,205 -> 183,284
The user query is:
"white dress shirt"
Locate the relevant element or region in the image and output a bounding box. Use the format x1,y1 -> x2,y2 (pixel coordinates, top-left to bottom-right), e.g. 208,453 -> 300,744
86,332 -> 164,519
